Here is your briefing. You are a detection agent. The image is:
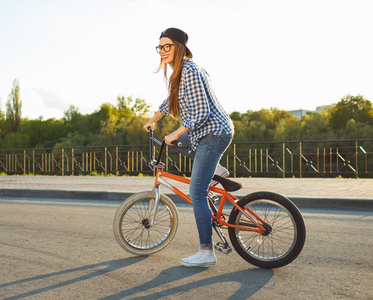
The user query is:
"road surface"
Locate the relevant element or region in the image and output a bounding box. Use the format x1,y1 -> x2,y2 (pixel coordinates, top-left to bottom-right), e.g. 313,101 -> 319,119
1,197 -> 372,299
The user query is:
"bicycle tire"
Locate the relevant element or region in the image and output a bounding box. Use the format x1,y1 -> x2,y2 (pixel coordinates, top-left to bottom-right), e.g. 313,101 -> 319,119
113,191 -> 179,255
228,191 -> 306,268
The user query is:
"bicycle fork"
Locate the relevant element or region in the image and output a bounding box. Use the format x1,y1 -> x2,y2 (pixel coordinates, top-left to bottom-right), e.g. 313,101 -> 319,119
150,175 -> 175,227
149,184 -> 161,227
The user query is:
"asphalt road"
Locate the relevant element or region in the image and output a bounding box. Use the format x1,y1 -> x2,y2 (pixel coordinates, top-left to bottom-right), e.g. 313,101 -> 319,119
1,197 -> 372,299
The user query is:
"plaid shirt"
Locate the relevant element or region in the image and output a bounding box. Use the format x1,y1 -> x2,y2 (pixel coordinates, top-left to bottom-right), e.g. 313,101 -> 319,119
159,58 -> 234,153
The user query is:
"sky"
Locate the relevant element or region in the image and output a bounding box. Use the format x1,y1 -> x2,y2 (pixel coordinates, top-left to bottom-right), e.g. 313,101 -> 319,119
0,0 -> 372,120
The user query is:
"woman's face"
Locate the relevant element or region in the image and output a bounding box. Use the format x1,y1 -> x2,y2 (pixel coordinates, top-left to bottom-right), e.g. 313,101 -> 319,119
158,37 -> 175,65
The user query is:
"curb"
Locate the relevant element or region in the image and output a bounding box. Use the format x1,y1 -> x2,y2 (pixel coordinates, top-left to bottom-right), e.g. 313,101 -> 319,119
1,189 -> 372,210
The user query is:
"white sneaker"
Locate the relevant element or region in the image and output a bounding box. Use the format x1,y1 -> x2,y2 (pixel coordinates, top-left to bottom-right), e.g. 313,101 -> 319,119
180,248 -> 216,267
210,164 -> 229,186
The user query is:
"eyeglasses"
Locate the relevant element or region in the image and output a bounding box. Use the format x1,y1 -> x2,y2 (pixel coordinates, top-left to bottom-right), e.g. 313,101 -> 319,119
155,44 -> 174,53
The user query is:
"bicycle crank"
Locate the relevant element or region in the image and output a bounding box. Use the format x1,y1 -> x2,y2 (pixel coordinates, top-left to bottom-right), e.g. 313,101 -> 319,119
212,220 -> 232,254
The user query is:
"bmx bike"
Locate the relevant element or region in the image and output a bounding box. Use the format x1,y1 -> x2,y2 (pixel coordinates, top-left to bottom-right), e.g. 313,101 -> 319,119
113,130 -> 306,268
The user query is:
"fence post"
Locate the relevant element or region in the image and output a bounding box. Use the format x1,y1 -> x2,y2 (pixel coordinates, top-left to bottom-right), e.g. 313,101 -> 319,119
282,143 -> 285,179
260,149 -> 263,173
248,149 -> 251,174
266,148 -> 268,173
23,150 -> 26,175
105,147 -> 108,176
355,141 -> 358,178
226,153 -> 229,174
62,148 -> 65,176
116,147 -> 119,176
109,149 -> 113,174
82,152 -> 84,172
136,151 -> 139,172
329,147 -> 332,173
166,147 -> 169,171
233,144 -> 236,178
32,149 -> 35,175
72,148 -> 74,176
299,142 -> 302,179
254,148 -> 258,173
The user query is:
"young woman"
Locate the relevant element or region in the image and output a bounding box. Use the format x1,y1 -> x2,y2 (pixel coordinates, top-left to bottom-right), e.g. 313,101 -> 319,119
143,28 -> 234,267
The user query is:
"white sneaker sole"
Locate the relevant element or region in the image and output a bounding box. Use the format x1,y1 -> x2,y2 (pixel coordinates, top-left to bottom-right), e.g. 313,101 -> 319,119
180,260 -> 216,267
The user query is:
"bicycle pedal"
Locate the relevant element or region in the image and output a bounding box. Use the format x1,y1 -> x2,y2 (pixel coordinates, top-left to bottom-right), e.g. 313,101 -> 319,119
214,242 -> 232,254
208,192 -> 219,204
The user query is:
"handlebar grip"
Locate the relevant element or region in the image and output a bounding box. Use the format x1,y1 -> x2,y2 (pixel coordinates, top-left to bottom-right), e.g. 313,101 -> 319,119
171,140 -> 183,147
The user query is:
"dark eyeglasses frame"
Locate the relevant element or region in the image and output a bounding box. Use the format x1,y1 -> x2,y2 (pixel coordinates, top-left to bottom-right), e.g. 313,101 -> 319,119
156,44 -> 174,53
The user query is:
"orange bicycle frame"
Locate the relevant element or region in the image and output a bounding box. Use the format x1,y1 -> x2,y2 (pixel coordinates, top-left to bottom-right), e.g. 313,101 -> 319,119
153,169 -> 267,234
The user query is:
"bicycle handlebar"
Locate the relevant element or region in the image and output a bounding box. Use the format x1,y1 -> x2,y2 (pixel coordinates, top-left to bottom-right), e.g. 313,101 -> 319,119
148,128 -> 181,168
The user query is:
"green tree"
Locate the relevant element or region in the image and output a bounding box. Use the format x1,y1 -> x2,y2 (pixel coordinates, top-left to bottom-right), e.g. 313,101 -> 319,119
95,96 -> 153,146
0,98 -> 5,138
6,79 -> 22,133
86,103 -> 112,134
117,96 -> 152,119
300,112 -> 331,140
1,132 -> 30,149
22,118 -> 64,148
230,111 -> 244,122
274,117 -> 301,141
118,116 -> 150,145
329,94 -> 373,130
343,119 -> 373,139
232,108 -> 297,142
54,132 -> 97,148
100,115 -> 119,144
62,105 -> 90,136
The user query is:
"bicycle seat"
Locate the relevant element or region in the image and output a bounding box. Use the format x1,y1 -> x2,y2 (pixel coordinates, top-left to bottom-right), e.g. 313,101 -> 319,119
212,175 -> 243,192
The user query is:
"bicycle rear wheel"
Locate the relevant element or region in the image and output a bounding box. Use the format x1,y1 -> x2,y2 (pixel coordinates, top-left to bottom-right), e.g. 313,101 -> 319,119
228,191 -> 306,268
113,191 -> 179,255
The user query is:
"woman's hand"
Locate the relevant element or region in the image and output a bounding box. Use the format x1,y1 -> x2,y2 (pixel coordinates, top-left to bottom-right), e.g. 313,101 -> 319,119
165,132 -> 180,145
165,126 -> 190,145
143,121 -> 154,132
143,110 -> 164,132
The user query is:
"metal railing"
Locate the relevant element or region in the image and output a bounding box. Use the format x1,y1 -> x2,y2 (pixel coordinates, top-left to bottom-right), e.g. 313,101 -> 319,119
1,139 -> 372,178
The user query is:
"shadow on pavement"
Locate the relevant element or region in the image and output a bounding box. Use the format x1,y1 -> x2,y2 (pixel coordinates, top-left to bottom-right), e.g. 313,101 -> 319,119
1,257 -> 147,300
102,266 -> 274,299
2,256 -> 273,299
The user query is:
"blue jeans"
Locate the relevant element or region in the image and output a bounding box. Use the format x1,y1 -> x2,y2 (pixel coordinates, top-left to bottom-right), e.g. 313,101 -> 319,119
189,133 -> 232,247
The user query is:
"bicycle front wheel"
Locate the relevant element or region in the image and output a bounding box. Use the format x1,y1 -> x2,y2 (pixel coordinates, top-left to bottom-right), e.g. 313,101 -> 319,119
113,191 -> 179,255
228,191 -> 306,268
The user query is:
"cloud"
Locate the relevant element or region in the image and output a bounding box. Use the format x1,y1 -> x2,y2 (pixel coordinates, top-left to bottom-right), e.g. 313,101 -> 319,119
33,88 -> 68,111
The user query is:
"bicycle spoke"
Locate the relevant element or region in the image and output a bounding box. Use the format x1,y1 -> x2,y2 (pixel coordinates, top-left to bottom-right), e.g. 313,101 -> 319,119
122,199 -> 174,250
233,199 -> 297,261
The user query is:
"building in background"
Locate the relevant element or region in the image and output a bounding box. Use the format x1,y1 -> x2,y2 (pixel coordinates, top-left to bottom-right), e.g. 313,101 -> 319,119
288,105 -> 334,118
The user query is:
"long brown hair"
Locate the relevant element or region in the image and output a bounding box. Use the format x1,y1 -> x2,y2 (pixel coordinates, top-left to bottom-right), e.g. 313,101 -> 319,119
157,40 -> 192,117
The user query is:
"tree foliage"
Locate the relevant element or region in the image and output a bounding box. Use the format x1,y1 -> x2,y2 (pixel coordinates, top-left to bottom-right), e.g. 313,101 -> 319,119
0,98 -> 5,139
329,94 -> 373,130
6,79 -> 22,133
0,81 -> 372,150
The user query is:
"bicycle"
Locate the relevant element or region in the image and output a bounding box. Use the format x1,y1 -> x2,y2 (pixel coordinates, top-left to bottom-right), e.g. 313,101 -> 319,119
113,130 -> 306,268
